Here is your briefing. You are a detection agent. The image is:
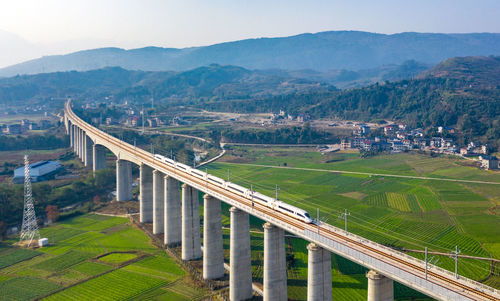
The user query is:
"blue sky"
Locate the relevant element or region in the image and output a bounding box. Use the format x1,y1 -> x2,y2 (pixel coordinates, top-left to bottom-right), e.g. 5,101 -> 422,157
0,0 -> 499,67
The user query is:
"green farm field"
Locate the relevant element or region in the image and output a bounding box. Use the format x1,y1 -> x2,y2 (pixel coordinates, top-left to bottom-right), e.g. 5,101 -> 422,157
207,146 -> 500,296
0,214 -> 208,301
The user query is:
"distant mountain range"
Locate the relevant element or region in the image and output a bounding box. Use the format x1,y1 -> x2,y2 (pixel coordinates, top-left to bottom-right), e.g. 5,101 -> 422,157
1,31 -> 500,77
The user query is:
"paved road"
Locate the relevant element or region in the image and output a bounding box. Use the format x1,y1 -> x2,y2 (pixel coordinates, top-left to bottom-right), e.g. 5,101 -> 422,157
223,163 -> 500,185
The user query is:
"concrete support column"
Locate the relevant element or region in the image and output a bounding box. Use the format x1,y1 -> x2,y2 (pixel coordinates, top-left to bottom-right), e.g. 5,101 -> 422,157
366,270 -> 394,301
69,124 -> 74,147
307,243 -> 332,301
78,129 -> 83,159
263,222 -> 287,301
152,170 -> 165,234
116,159 -> 132,201
181,184 -> 201,260
164,176 -> 181,246
74,127 -> 79,156
80,129 -> 84,160
76,127 -> 80,156
82,131 -> 86,162
229,207 -> 252,301
203,194 -> 224,280
139,164 -> 153,223
93,144 -> 106,172
84,135 -> 93,167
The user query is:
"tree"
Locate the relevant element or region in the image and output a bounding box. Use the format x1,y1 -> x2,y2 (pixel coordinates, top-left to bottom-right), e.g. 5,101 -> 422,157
0,221 -> 7,240
45,205 -> 59,224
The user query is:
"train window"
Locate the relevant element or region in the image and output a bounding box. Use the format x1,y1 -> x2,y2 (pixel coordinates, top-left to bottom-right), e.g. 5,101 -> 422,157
297,214 -> 304,218
278,206 -> 293,213
229,185 -> 244,193
254,196 -> 267,203
209,178 -> 223,185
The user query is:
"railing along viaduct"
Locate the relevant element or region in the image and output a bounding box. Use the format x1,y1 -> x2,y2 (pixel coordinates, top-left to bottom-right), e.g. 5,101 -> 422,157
64,100 -> 500,301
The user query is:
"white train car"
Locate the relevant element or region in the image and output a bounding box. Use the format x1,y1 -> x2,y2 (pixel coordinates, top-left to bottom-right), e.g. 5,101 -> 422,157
190,168 -> 207,180
273,200 -> 313,224
164,157 -> 175,166
250,191 -> 274,206
226,182 -> 250,198
207,174 -> 225,188
175,162 -> 191,173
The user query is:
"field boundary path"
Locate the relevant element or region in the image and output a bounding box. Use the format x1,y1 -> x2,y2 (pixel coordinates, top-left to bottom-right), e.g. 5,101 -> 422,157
227,163 -> 500,185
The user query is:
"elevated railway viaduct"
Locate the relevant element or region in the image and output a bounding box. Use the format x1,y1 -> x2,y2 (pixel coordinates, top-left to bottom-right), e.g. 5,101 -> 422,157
65,100 -> 500,301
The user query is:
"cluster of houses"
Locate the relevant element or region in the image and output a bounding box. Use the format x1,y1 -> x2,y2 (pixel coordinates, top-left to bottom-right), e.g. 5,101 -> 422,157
270,110 -> 311,124
1,119 -> 54,135
341,124 -> 498,170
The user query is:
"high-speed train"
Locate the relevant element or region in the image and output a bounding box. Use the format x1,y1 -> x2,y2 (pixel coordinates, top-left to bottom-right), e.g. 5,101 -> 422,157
154,154 -> 313,224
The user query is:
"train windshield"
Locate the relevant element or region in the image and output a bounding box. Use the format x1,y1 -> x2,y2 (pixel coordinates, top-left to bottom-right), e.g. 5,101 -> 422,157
304,213 -> 311,218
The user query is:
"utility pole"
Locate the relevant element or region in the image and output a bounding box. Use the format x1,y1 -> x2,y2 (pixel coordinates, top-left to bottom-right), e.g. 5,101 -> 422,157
170,149 -> 173,159
339,209 -> 350,235
275,185 -> 280,200
454,245 -> 460,279
250,184 -> 254,209
141,105 -> 145,134
151,143 -> 154,154
317,208 -> 320,233
425,247 -> 428,280
227,170 -> 230,182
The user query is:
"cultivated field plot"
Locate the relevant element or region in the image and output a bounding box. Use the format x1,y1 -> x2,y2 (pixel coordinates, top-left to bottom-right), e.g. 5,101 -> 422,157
208,147 -> 500,294
0,214 -> 208,300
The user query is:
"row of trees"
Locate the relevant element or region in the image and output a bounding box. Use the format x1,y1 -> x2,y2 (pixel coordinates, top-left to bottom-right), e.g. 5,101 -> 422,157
0,134 -> 68,151
222,124 -> 340,145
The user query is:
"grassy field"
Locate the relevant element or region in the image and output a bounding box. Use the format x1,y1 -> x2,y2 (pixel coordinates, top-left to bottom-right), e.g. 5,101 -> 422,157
0,214 -> 209,300
207,147 -> 500,297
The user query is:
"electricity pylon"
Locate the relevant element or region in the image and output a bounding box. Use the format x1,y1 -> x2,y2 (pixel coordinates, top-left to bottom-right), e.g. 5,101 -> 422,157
19,154 -> 40,247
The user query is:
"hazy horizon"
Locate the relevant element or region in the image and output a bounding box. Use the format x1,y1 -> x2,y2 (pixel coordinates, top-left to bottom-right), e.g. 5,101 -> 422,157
1,0 -> 499,68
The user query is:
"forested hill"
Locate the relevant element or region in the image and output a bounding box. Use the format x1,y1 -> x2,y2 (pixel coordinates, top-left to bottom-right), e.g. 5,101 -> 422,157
1,31 -> 500,76
0,65 -> 330,104
204,56 -> 500,148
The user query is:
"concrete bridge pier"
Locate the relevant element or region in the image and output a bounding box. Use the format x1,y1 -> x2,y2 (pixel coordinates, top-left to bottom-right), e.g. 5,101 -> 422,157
76,127 -> 81,157
84,135 -> 93,168
263,222 -> 287,301
164,176 -> 181,246
366,270 -> 394,301
203,194 -> 224,280
74,127 -> 80,157
69,124 -> 74,148
79,129 -> 84,160
93,144 -> 106,172
139,164 -> 153,223
152,170 -> 165,234
307,243 -> 332,301
116,159 -> 132,201
229,207 -> 253,301
181,184 -> 201,260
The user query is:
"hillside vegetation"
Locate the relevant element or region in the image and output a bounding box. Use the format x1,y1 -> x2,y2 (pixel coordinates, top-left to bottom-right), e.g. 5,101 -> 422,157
0,65 -> 331,105
205,56 -> 500,149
